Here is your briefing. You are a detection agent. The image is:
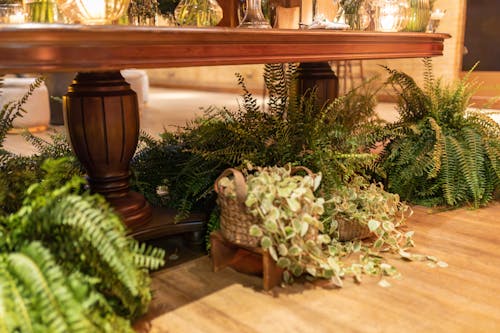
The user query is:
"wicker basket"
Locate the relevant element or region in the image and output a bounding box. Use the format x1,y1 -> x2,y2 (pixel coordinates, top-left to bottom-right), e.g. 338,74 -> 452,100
214,167 -> 318,248
337,220 -> 372,241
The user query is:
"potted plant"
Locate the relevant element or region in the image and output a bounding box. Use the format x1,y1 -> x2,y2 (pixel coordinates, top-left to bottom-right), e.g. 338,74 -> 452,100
378,59 -> 500,207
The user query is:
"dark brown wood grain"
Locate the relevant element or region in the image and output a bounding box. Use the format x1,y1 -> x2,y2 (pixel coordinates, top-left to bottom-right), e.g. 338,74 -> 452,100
64,71 -> 152,231
0,25 -> 449,74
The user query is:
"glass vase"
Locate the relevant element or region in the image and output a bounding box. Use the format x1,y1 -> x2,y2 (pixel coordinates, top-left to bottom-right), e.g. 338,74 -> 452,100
25,0 -> 59,23
405,0 -> 430,32
338,0 -> 372,30
56,0 -> 131,24
238,0 -> 271,28
374,0 -> 409,32
128,0 -> 159,26
174,0 -> 223,27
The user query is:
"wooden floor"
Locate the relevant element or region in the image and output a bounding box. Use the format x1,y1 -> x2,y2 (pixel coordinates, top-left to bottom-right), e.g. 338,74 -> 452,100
135,203 -> 500,333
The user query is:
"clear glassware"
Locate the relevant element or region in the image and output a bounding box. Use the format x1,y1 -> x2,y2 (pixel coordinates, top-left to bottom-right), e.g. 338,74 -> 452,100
374,0 -> 409,32
0,4 -> 26,24
405,0 -> 430,32
238,0 -> 271,28
56,0 -> 131,25
336,0 -> 372,30
128,0 -> 159,26
174,0 -> 223,27
25,0 -> 59,23
427,8 -> 445,33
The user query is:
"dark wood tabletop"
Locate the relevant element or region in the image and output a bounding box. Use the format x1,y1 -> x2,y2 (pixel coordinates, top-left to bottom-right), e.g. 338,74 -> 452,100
0,24 -> 450,73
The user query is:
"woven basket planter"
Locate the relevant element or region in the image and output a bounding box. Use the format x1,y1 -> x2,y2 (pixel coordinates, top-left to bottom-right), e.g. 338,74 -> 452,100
337,219 -> 372,241
214,167 -> 319,248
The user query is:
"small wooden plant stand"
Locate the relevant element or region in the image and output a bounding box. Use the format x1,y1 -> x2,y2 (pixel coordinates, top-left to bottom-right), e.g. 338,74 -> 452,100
210,231 -> 283,291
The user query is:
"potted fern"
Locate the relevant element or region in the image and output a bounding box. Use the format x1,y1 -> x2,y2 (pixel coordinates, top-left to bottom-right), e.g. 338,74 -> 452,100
378,59 -> 500,207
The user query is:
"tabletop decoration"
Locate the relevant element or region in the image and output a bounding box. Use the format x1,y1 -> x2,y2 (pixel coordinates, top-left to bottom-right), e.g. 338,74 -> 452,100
427,8 -> 444,33
238,0 -> 270,28
25,0 -> 59,22
373,0 -> 409,32
0,3 -> 26,23
338,0 -> 371,30
56,0 -> 130,24
404,0 -> 430,32
128,0 -> 158,25
174,0 -> 222,26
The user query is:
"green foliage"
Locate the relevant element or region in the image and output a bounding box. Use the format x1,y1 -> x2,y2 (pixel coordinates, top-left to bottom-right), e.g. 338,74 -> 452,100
324,176 -> 413,250
132,64 -> 381,220
0,76 -> 45,154
205,207 -> 220,252
218,165 -> 431,287
131,131 -> 221,220
378,59 -> 500,207
0,158 -> 165,332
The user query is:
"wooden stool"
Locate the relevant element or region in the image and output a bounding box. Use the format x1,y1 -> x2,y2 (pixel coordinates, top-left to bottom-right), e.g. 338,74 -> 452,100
210,231 -> 283,291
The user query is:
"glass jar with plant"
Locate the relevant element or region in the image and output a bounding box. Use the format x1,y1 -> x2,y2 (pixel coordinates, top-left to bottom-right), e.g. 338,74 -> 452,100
404,0 -> 430,32
337,0 -> 371,30
174,0 -> 223,26
128,0 -> 159,25
25,0 -> 59,23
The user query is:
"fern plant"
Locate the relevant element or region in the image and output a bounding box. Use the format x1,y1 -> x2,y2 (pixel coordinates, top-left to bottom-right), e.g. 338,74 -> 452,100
378,59 -> 500,207
131,64 -> 382,220
0,158 -> 165,332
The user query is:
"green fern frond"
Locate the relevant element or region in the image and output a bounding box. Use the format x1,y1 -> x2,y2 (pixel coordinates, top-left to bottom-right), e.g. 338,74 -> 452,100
0,76 -> 45,150
0,257 -> 34,333
427,117 -> 443,178
7,242 -> 95,333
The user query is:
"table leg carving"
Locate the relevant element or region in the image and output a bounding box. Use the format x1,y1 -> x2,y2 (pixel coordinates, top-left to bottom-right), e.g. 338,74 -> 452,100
63,71 -> 152,231
298,62 -> 339,105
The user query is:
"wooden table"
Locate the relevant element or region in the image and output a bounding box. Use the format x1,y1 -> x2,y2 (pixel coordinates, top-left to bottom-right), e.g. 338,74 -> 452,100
0,25 -> 450,236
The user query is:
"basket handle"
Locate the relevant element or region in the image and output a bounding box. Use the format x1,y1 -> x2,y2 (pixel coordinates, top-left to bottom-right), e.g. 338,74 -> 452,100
214,168 -> 248,203
290,166 -> 314,177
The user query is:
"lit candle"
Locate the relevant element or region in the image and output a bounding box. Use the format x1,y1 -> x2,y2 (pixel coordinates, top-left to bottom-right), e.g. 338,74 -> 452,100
378,3 -> 399,32
430,9 -> 445,20
9,12 -> 25,24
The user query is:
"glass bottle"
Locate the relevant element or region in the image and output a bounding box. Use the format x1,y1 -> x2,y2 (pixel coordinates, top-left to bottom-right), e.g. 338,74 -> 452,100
174,0 -> 223,26
238,0 -> 271,28
405,0 -> 430,32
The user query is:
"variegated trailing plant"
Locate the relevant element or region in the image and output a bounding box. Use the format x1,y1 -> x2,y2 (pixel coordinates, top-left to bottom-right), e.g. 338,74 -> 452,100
377,59 -> 500,207
218,164 -> 442,287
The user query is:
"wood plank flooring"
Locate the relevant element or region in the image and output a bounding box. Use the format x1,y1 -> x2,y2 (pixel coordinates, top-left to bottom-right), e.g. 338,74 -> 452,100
135,203 -> 500,333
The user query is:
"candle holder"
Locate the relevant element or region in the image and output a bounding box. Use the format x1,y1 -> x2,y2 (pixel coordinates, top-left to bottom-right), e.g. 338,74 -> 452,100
57,0 -> 131,24
427,8 -> 444,33
374,0 -> 409,32
0,4 -> 26,24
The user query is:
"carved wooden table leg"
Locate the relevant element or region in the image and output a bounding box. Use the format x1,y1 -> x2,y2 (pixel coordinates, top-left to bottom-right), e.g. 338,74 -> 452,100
63,71 -> 152,231
298,62 -> 339,105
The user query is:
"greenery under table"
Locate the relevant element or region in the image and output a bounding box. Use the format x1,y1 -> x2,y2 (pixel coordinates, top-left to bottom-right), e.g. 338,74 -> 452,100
0,25 -> 449,239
